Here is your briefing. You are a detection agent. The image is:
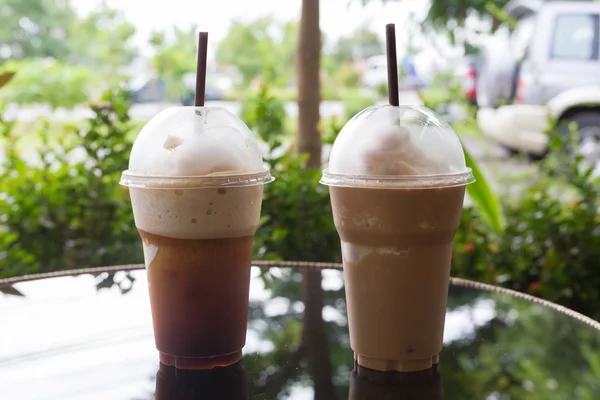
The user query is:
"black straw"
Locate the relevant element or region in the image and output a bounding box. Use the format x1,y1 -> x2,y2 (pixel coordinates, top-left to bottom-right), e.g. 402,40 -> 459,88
194,32 -> 209,107
385,24 -> 399,106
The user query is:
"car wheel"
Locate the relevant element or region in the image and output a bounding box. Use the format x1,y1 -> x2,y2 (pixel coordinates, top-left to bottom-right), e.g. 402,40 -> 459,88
501,145 -> 520,157
563,111 -> 600,164
527,151 -> 546,162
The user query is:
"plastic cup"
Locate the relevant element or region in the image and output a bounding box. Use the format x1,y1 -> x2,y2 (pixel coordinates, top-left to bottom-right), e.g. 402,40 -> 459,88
120,106 -> 273,369
321,105 -> 474,372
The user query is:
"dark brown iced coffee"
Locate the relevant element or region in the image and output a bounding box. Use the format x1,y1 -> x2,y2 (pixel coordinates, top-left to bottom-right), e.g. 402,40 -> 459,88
121,106 -> 272,369
141,231 -> 254,369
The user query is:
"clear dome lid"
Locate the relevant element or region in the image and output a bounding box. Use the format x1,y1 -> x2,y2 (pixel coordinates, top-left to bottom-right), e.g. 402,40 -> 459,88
321,105 -> 474,188
120,106 -> 272,188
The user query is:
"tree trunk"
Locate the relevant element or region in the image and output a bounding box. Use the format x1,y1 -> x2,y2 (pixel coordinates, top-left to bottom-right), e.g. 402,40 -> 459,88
302,269 -> 337,400
297,1 -> 336,399
296,0 -> 322,168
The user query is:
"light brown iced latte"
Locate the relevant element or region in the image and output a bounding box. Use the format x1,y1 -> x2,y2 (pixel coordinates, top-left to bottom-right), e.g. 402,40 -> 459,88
321,105 -> 474,372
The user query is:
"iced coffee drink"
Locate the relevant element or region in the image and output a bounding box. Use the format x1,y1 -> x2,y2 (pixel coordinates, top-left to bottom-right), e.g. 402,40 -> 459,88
120,106 -> 272,369
321,105 -> 474,372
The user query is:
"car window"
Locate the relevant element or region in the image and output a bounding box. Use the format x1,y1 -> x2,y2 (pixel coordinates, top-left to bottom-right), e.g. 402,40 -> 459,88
551,14 -> 599,60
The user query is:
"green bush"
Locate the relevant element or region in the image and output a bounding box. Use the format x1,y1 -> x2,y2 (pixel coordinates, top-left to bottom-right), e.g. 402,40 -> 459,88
0,89 -> 141,278
374,82 -> 388,99
240,84 -> 340,264
453,129 -> 600,319
330,62 -> 361,89
240,84 -> 287,148
255,152 -> 340,264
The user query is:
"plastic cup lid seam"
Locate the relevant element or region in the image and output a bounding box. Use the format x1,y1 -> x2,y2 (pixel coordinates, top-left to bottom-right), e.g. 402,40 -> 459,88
320,168 -> 475,188
120,168 -> 274,189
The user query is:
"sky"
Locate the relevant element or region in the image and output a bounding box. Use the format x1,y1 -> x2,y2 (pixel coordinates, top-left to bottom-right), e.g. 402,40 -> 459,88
71,0 -> 431,57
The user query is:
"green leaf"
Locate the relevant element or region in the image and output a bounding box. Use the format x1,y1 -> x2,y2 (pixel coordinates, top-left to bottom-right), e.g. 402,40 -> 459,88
485,1 -> 517,30
463,145 -> 505,233
583,344 -> 600,378
0,71 -> 16,90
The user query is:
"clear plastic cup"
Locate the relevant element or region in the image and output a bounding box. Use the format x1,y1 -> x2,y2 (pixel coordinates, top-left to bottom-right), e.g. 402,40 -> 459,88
120,106 -> 273,370
321,105 -> 474,372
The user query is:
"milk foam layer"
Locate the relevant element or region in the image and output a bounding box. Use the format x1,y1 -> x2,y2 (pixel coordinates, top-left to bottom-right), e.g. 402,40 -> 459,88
124,106 -> 268,240
128,107 -> 265,177
328,105 -> 467,177
130,186 -> 263,240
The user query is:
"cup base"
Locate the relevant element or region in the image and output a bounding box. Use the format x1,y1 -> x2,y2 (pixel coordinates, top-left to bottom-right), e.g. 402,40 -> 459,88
355,352 -> 439,372
159,350 -> 242,370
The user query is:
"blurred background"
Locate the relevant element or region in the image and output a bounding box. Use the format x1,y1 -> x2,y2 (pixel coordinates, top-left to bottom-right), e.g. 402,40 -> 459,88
1,0 -> 600,399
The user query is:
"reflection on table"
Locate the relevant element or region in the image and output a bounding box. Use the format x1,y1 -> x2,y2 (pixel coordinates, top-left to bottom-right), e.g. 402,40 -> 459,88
155,361 -> 248,400
154,361 -> 443,400
350,364 -> 443,400
1,268 -> 600,399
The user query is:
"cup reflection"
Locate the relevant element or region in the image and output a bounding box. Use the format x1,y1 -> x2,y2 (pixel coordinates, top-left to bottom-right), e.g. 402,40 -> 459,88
349,363 -> 444,400
155,360 -> 248,400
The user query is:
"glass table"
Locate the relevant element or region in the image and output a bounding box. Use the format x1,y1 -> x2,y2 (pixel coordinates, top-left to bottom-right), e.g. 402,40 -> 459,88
1,263 -> 600,399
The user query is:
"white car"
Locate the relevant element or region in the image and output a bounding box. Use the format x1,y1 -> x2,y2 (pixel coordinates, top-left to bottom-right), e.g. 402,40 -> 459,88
478,87 -> 600,159
477,1 -> 600,163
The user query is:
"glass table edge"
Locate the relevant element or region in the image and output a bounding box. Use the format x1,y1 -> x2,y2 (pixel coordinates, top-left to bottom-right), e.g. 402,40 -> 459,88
1,261 -> 598,332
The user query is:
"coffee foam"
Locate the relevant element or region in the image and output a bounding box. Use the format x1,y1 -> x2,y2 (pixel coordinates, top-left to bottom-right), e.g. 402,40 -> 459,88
125,106 -> 267,240
128,107 -> 265,177
130,186 -> 263,240
327,106 -> 467,177
363,125 -> 450,175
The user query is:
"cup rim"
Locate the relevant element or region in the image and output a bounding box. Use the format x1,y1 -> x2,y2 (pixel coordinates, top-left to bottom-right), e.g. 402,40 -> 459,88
319,168 -> 475,189
120,167 -> 274,189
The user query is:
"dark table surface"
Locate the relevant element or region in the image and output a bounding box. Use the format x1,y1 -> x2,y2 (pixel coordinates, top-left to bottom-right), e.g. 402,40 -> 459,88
1,266 -> 600,400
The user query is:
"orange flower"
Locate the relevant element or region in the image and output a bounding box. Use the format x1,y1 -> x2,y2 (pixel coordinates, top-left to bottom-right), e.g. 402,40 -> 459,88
528,281 -> 543,292
466,242 -> 475,252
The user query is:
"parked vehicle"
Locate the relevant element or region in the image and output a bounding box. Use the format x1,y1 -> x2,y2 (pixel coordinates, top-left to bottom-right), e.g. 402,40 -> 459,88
477,0 -> 600,163
362,55 -> 388,89
362,52 -> 441,91
181,72 -> 236,105
129,75 -> 165,104
460,55 -> 479,106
